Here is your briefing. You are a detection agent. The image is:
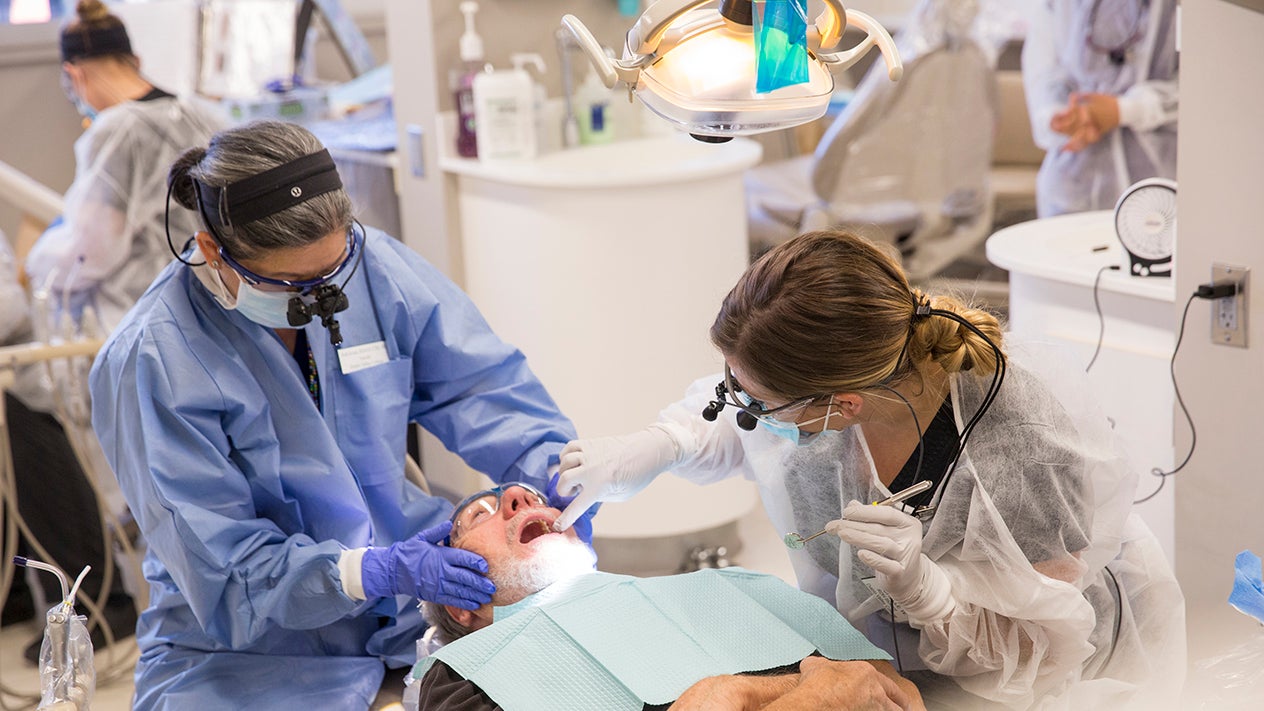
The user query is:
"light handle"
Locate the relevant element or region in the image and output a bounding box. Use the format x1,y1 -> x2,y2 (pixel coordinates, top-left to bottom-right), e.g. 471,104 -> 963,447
561,14 -> 644,89
819,8 -> 903,80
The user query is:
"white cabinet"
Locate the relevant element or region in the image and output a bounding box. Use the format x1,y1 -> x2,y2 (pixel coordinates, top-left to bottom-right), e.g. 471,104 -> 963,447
442,135 -> 765,574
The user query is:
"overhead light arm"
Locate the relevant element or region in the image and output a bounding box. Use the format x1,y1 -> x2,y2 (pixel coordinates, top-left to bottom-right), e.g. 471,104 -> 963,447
819,8 -> 902,80
561,14 -> 645,89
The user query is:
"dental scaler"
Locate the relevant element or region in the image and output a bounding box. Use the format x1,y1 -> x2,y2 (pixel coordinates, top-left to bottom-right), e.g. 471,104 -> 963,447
783,480 -> 933,550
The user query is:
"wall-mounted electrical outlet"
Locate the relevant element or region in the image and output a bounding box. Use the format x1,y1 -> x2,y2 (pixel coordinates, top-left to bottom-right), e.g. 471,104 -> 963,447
1211,263 -> 1249,348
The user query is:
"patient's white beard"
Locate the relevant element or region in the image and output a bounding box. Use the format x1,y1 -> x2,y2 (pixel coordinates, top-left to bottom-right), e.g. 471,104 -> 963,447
491,536 -> 596,606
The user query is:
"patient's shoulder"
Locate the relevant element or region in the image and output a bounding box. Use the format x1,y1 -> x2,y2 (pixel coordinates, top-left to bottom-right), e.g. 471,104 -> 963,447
415,660 -> 503,711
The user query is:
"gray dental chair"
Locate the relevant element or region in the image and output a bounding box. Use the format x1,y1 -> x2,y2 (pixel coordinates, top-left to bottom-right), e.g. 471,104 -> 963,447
746,0 -> 999,285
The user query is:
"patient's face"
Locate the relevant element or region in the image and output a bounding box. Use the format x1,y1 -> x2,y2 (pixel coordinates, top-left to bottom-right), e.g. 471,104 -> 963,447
451,484 -> 596,608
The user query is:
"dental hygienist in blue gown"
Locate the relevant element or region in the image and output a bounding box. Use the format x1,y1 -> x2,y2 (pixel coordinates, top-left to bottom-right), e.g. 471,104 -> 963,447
88,120 -> 577,710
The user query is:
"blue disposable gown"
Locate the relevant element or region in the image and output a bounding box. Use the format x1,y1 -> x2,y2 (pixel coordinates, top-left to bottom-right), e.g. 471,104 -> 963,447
89,227 -> 575,710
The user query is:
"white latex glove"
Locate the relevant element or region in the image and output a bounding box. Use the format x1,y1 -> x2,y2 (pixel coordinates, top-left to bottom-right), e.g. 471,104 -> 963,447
552,425 -> 682,532
827,501 -> 956,626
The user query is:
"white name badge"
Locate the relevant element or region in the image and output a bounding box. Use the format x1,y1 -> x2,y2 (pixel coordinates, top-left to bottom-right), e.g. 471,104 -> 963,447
338,341 -> 389,375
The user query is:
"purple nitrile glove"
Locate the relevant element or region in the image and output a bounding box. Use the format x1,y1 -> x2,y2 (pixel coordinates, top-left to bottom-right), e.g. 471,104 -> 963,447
359,521 -> 495,610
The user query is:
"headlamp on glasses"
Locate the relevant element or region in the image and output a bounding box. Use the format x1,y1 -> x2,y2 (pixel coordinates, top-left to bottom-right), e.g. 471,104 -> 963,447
701,366 -> 824,431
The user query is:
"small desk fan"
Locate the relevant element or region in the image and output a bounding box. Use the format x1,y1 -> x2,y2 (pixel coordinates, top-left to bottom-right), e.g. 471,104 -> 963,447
1114,177 -> 1177,277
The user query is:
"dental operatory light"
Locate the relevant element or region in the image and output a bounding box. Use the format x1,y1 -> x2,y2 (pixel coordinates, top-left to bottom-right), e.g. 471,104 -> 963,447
561,0 -> 903,141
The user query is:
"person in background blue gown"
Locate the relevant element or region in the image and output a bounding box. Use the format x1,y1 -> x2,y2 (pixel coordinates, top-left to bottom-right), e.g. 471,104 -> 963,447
88,120 -> 578,710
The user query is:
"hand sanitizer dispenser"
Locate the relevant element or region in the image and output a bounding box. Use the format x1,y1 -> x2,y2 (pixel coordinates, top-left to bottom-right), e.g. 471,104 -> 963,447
473,53 -> 546,160
451,1 -> 486,158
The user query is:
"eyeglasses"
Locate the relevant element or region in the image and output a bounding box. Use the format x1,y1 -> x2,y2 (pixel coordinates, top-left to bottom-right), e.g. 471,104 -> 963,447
449,483 -> 549,541
217,227 -> 358,292
721,365 -> 824,426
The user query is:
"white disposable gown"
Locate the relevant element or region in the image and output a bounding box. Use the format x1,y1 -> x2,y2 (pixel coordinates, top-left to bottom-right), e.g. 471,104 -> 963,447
655,344 -> 1185,709
1023,0 -> 1178,217
89,228 -> 575,710
24,94 -> 226,331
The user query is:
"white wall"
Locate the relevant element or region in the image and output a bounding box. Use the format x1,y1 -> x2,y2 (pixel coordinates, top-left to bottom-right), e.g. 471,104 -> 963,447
0,21 -> 82,243
1174,0 -> 1264,681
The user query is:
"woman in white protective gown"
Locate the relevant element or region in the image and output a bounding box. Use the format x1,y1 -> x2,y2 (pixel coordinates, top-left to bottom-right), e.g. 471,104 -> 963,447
553,230 -> 1186,709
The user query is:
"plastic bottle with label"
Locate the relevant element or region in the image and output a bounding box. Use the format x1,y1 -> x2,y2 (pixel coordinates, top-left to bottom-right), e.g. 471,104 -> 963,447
575,65 -> 615,145
472,53 -> 546,160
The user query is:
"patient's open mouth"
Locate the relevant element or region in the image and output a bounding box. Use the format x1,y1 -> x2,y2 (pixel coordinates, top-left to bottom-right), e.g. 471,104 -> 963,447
519,519 -> 554,544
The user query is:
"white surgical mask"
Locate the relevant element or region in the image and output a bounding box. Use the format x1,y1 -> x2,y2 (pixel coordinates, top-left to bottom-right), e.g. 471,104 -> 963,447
235,280 -> 303,329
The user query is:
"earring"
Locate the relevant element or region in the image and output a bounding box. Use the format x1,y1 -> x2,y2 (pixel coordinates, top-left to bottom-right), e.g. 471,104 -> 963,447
212,261 -> 221,268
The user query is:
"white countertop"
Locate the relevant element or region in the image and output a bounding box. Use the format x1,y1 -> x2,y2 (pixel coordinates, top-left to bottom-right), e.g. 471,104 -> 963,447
439,134 -> 763,189
986,211 -> 1176,303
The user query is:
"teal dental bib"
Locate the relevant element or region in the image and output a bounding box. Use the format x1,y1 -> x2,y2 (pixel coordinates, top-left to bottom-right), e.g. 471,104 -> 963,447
412,567 -> 887,710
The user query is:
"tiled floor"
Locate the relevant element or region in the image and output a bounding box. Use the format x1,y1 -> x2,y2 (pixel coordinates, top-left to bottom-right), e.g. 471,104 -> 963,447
0,506 -> 795,710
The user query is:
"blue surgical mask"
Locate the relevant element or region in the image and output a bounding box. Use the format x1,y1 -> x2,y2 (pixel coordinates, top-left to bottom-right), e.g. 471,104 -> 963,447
759,405 -> 835,446
235,281 -> 303,329
760,417 -> 806,445
72,95 -> 97,122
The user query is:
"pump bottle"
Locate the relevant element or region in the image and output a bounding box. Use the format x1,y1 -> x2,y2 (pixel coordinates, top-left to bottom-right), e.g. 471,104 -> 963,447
473,53 -> 547,160
451,1 -> 486,158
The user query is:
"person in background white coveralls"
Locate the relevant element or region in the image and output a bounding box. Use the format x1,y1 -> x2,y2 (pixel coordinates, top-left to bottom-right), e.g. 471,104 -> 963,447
24,0 -> 226,330
1022,0 -> 1178,217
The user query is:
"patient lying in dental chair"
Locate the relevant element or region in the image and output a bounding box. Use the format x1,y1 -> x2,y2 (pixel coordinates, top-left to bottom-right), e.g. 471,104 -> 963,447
407,482 -> 923,711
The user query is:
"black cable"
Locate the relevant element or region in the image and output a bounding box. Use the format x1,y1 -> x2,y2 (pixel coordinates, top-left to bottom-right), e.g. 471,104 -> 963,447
927,309 -> 1007,504
1086,265 -> 1120,373
1135,292 -> 1198,504
889,597 -> 902,675
165,174 -> 205,266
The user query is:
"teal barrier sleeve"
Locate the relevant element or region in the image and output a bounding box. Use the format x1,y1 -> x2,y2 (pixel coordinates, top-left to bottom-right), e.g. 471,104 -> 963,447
755,0 -> 810,94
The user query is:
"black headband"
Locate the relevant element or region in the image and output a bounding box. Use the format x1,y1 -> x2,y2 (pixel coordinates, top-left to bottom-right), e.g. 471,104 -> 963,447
194,149 -> 343,233
60,24 -> 132,63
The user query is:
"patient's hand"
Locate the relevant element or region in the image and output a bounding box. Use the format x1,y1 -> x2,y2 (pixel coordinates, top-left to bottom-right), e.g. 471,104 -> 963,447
762,658 -> 921,711
668,674 -> 797,711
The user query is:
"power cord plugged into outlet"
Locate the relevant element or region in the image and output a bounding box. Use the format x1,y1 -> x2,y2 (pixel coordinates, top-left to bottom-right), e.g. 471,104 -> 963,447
1196,281 -> 1239,300
1088,268 -> 1246,504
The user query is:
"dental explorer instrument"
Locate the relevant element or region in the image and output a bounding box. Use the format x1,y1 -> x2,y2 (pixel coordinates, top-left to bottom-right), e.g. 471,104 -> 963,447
783,480 -> 933,550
